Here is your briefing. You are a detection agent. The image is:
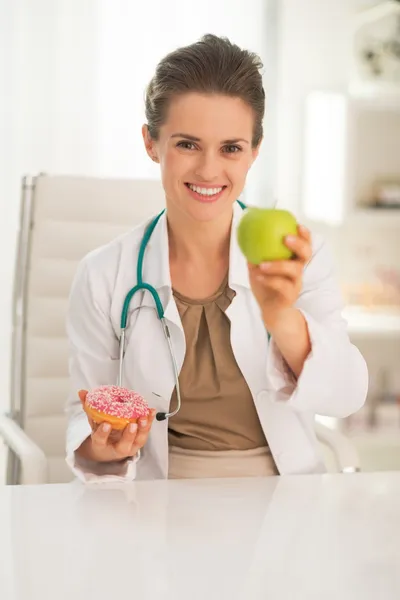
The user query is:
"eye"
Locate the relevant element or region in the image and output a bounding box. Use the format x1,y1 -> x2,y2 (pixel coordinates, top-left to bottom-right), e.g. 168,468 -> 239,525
176,141 -> 197,150
222,144 -> 242,154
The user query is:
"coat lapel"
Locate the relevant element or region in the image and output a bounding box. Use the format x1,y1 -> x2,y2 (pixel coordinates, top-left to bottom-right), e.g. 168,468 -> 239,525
226,204 -> 270,399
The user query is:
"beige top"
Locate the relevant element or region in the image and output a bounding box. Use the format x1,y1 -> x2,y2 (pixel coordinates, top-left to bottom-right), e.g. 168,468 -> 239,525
168,275 -> 269,451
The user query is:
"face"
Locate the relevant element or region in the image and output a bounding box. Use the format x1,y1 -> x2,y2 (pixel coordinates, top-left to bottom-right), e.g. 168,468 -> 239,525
142,93 -> 260,223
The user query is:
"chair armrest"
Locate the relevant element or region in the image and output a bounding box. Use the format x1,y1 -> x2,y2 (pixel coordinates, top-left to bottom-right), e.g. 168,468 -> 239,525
315,421 -> 360,473
0,414 -> 48,484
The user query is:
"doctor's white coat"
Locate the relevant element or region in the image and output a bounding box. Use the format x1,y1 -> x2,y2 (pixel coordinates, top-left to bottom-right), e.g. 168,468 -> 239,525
66,204 -> 368,483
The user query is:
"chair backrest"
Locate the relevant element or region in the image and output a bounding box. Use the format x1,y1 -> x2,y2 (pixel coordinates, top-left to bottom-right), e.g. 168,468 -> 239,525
11,174 -> 166,483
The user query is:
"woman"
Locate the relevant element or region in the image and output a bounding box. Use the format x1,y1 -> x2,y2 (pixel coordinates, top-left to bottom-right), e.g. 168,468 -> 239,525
66,34 -> 368,483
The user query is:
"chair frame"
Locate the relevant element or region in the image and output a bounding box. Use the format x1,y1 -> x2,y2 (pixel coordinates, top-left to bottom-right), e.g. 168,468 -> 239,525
4,175 -> 42,483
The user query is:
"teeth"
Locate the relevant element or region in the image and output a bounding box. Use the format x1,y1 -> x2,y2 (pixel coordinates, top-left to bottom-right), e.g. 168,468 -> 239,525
188,184 -> 223,196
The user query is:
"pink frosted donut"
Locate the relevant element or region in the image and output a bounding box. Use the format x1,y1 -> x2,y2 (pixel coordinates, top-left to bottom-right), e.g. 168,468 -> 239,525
85,385 -> 150,430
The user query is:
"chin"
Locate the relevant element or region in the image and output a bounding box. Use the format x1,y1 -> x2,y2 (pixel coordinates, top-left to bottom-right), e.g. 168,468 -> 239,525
184,184 -> 237,219
186,199 -> 236,223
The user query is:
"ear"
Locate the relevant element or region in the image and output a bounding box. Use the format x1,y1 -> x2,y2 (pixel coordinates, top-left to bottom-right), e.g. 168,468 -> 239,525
142,124 -> 159,162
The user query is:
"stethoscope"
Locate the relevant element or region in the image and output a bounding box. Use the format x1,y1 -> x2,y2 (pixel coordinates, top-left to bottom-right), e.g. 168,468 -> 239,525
117,200 -> 246,422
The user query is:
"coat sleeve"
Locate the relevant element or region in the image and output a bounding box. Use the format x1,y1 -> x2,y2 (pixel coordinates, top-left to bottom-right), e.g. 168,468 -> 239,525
266,234 -> 368,417
65,257 -> 138,483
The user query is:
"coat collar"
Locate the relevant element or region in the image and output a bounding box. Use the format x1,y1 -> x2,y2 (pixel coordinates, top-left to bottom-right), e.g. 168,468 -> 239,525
142,200 -> 250,297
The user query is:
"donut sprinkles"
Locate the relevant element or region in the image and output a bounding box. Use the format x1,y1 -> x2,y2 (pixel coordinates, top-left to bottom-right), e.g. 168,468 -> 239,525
85,385 -> 150,422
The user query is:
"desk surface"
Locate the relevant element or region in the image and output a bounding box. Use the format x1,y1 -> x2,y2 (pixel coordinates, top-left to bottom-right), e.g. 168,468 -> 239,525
0,472 -> 399,600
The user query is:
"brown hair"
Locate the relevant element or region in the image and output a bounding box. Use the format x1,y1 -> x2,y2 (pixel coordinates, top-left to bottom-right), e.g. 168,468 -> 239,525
145,34 -> 265,147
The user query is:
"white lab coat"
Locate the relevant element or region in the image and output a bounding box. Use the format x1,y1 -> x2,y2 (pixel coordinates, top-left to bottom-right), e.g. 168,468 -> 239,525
66,203 -> 368,483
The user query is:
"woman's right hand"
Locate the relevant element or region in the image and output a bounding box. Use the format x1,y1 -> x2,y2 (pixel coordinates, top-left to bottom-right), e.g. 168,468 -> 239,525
76,390 -> 156,463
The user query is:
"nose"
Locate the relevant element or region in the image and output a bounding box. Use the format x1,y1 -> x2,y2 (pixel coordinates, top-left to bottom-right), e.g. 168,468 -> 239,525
193,150 -> 220,182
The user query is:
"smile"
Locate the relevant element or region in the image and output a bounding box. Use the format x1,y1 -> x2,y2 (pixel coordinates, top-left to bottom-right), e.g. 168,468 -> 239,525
185,183 -> 227,203
187,183 -> 224,196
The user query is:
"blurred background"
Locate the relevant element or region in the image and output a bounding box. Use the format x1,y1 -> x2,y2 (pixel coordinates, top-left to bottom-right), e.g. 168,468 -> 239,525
1,0 -> 400,481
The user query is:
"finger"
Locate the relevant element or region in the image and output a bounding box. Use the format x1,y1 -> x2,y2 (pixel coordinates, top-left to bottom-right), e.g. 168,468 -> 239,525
284,234 -> 312,263
148,408 -> 157,423
130,409 -> 156,454
255,274 -> 294,297
91,422 -> 112,448
132,408 -> 156,428
114,423 -> 138,457
78,389 -> 88,406
108,428 -> 124,444
257,260 -> 303,281
143,408 -> 157,428
297,224 -> 311,242
114,410 -> 156,457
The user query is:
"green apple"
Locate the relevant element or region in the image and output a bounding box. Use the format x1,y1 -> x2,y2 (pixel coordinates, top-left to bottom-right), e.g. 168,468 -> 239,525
237,207 -> 298,264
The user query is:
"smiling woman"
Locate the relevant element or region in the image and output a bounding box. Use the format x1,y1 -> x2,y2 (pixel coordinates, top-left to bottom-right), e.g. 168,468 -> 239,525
141,36 -> 265,298
144,94 -> 258,220
66,34 -> 368,483
142,34 -> 264,226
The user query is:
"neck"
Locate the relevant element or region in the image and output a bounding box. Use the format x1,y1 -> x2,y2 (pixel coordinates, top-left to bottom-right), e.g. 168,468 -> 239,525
167,205 -> 233,263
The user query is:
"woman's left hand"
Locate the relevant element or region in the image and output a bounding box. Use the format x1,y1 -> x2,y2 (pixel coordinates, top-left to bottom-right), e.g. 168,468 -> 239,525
248,225 -> 312,331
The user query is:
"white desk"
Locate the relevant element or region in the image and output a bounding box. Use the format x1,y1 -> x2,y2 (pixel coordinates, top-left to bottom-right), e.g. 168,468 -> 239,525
0,473 -> 399,599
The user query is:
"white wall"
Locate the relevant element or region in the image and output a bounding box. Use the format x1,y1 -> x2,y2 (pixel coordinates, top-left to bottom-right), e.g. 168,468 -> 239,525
0,0 -> 276,411
275,0 -> 381,216
95,0 -> 274,186
275,0 -> 400,407
0,0 -> 100,411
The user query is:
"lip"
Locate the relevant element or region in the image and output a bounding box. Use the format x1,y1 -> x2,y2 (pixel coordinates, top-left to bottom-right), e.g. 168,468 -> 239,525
185,182 -> 227,204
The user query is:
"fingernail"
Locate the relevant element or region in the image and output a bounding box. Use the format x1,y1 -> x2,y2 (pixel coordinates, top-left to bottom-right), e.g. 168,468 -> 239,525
286,235 -> 296,244
129,423 -> 138,434
139,419 -> 148,427
103,423 -> 111,432
260,262 -> 272,271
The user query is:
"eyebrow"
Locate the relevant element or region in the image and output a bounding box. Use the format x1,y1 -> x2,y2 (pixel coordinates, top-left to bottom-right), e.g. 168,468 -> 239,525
170,133 -> 250,144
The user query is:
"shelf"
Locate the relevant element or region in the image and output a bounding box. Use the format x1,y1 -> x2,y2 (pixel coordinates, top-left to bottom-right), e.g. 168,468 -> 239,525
302,90 -> 400,225
343,306 -> 400,337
